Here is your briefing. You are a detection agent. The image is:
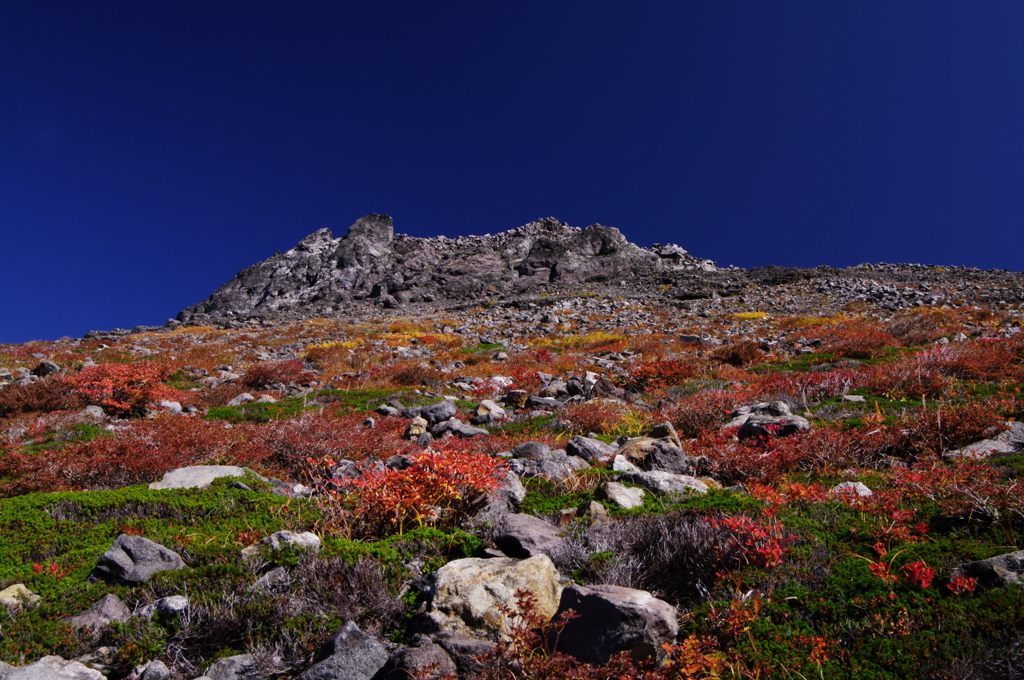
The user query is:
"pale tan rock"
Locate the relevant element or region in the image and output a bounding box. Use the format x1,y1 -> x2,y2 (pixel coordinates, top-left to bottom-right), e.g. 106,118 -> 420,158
426,555 -> 563,640
0,583 -> 40,609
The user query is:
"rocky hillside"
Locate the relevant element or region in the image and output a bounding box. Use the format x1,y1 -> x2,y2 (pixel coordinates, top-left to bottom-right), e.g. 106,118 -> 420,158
3,219 -> 1024,680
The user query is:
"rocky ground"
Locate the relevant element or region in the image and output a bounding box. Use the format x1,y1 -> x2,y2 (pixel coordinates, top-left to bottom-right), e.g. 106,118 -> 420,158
2,219 -> 1024,680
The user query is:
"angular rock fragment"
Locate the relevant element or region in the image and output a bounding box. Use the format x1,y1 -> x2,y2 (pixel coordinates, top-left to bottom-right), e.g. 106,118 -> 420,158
299,622 -> 389,680
552,584 -> 679,664
91,535 -> 184,584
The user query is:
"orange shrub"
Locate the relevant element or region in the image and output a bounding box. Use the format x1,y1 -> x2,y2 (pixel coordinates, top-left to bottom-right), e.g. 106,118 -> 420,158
60,362 -> 184,417
0,416 -> 271,495
619,358 -> 697,392
350,444 -> 505,536
659,390 -> 737,438
924,338 -> 1024,381
711,340 -> 765,367
0,379 -> 78,416
860,358 -> 951,399
242,360 -> 316,388
820,321 -> 895,359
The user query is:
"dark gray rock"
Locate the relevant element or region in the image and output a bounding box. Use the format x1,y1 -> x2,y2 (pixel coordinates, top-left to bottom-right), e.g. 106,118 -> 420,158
510,442 -> 551,460
430,632 -> 496,674
65,594 -> 130,630
30,361 -> 60,377
493,514 -> 565,559
91,535 -> 184,584
590,377 -> 625,399
737,414 -> 811,440
137,595 -> 189,621
525,395 -> 564,410
373,404 -> 400,417
565,436 -> 616,463
206,655 -> 258,680
140,661 -> 170,680
178,216 -> 667,325
640,440 -> 707,476
421,400 -> 457,425
950,549 -> 1024,589
300,621 -> 389,680
375,642 -> 456,679
552,584 -> 679,664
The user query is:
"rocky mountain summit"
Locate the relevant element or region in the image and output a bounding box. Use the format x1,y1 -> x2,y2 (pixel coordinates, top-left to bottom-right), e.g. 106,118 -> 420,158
177,214 -> 716,325
177,213 -> 1024,330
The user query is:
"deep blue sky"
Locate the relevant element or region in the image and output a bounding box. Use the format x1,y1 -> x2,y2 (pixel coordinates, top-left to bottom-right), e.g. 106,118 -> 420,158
3,2 -> 1023,342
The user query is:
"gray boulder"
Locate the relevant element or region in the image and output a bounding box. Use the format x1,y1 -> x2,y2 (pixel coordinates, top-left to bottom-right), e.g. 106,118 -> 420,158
65,594 -> 130,630
493,514 -> 565,559
994,421 -> 1024,448
473,471 -> 527,523
137,595 -> 189,621
240,531 -> 321,558
205,655 -> 258,680
299,622 -> 389,680
149,465 -> 252,490
421,400 -> 457,425
565,436 -> 616,463
510,442 -> 551,460
617,470 -> 708,496
596,482 -> 646,510
552,584 -> 679,664
15,658 -> 104,680
31,361 -> 60,377
950,549 -> 1024,589
946,439 -> 1016,460
736,414 -> 811,440
91,535 -> 184,584
0,662 -> 62,680
375,642 -> 456,679
431,632 -> 496,674
139,661 -> 170,680
830,481 -> 873,498
227,393 -> 255,407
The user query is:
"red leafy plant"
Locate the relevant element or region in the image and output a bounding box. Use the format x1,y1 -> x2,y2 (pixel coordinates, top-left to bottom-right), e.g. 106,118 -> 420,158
619,358 -> 698,393
707,515 -> 792,568
347,444 -> 506,536
60,362 -> 185,417
242,360 -> 316,388
0,416 -> 272,496
903,561 -> 936,589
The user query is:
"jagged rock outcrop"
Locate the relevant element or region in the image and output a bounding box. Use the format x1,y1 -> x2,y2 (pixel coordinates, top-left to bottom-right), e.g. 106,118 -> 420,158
178,214 -> 715,324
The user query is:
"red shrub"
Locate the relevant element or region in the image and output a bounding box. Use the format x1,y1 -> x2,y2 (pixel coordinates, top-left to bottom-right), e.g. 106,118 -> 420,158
888,461 -> 1024,520
859,357 -> 951,399
259,412 -> 415,476
242,360 -> 316,388
349,443 -> 505,536
892,402 -> 1006,457
561,401 -> 637,436
923,339 -> 1024,381
659,390 -> 737,438
710,340 -> 765,367
0,379 -> 78,416
0,416 -> 271,496
60,362 -> 183,416
752,369 -> 860,405
619,358 -> 697,392
819,321 -> 895,359
690,430 -> 807,484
